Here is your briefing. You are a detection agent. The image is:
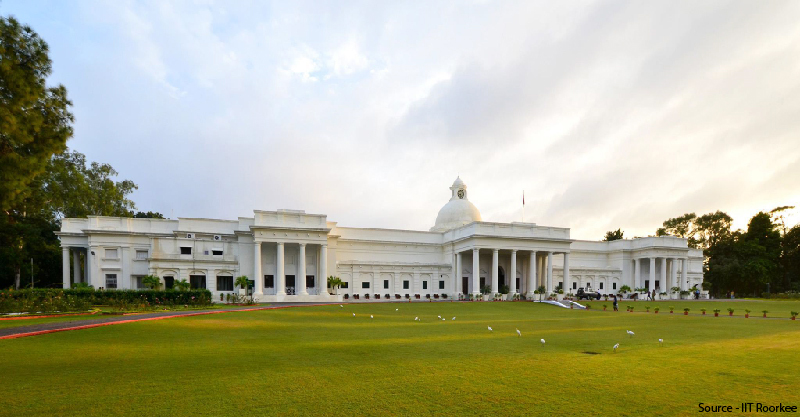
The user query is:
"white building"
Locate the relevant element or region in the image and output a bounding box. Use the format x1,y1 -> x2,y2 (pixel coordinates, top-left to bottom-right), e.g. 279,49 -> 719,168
57,178 -> 704,302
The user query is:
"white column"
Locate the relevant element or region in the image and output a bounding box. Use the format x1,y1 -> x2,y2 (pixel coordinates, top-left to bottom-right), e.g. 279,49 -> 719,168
669,258 -> 677,292
546,252 -> 553,293
633,258 -> 640,289
659,257 -> 667,292
84,249 -> 90,286
649,257 -> 655,291
563,252 -> 570,293
472,248 -> 480,296
319,244 -> 328,295
510,250 -> 518,294
527,251 -> 537,297
456,252 -> 462,296
298,243 -> 307,295
413,271 -> 420,296
62,247 -> 71,289
681,258 -> 688,291
451,253 -> 457,296
491,249 -> 499,295
276,242 -> 285,295
254,242 -> 263,296
72,250 -> 81,284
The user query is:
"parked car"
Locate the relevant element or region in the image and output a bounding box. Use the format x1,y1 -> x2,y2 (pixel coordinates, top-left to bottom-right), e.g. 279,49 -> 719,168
576,288 -> 601,300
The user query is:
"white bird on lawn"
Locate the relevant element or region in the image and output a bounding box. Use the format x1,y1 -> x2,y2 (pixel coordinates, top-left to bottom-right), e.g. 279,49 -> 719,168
613,343 -> 620,352
395,308 -> 399,311
540,339 -> 546,346
488,326 -> 493,332
414,317 -> 419,321
438,315 -> 441,319
370,315 -> 374,319
516,329 -> 521,337
627,330 -> 635,338
340,305 -> 343,308
452,317 -> 456,320
442,318 -> 445,321
659,338 -> 663,346
352,313 -> 355,317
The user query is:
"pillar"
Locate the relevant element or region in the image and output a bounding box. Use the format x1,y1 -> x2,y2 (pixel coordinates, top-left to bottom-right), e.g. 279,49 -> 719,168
298,243 -> 307,295
563,252 -> 570,293
681,258 -> 688,291
659,257 -> 667,292
254,242 -> 263,295
319,244 -> 328,295
527,251 -> 537,297
649,257 -> 655,291
633,258 -> 640,289
84,249 -> 91,287
546,252 -> 553,293
62,247 -> 71,289
72,250 -> 81,284
472,248 -> 480,296
456,252 -> 462,296
669,258 -> 677,292
510,250 -> 517,294
276,242 -> 285,295
491,249 -> 499,295
451,253 -> 457,296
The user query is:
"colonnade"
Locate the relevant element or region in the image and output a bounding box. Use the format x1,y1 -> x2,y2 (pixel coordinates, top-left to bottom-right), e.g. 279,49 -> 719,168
452,248 -> 570,297
253,242 -> 328,297
62,247 -> 90,288
631,257 -> 689,292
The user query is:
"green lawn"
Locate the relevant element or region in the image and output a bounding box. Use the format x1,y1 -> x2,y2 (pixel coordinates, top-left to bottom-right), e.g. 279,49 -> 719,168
2,301 -> 799,416
594,299 -> 800,317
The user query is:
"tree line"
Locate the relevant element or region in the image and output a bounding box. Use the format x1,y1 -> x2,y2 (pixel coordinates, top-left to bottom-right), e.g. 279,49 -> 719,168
605,208 -> 800,296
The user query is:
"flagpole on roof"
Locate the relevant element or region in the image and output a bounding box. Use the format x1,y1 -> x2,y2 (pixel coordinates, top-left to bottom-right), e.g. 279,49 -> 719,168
522,190 -> 525,223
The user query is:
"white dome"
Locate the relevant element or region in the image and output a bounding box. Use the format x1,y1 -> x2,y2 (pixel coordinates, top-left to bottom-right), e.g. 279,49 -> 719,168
430,177 -> 481,232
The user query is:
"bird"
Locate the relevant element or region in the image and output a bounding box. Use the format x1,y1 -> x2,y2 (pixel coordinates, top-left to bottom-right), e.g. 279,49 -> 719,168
658,338 -> 663,346
613,343 -> 620,352
370,315 -> 374,319
516,329 -> 521,337
627,330 -> 635,338
540,339 -> 546,346
452,317 -> 456,320
340,305 -> 343,308
395,308 -> 398,311
352,313 -> 355,317
442,318 -> 445,321
438,315 -> 441,319
414,317 -> 419,321
488,326 -> 493,332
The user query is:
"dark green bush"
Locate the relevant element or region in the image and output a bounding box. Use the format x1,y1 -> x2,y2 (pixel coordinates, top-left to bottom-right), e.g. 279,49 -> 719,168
0,288 -> 212,313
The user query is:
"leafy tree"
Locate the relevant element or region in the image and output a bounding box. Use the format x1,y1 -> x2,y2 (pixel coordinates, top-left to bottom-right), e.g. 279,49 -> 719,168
785,225 -> 800,292
0,17 -> 74,212
134,211 -> 165,219
656,213 -> 697,247
603,229 -> 624,241
694,211 -> 732,250
141,275 -> 161,290
173,279 -> 190,291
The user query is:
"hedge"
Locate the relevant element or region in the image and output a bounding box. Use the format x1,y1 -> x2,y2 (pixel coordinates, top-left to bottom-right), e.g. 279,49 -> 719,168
760,292 -> 800,300
1,288 -> 212,313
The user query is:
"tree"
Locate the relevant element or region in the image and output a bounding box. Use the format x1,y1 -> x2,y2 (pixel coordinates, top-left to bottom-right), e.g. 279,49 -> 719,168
173,279 -> 190,291
141,275 -> 161,290
657,213 -> 697,247
603,229 -> 624,241
784,225 -> 800,292
134,211 -> 165,219
536,285 -> 546,301
0,17 -> 74,212
770,206 -> 796,290
694,211 -> 732,250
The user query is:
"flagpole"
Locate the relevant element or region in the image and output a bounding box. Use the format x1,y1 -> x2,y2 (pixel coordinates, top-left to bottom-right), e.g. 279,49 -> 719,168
522,190 -> 525,223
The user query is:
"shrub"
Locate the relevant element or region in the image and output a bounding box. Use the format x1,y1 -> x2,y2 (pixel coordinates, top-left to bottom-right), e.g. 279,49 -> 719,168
683,308 -> 690,313
669,306 -> 674,313
585,303 -> 591,309
791,311 -> 798,317
645,306 -> 650,312
654,307 -> 660,313
713,309 -> 721,313
727,308 -> 734,314
441,293 -> 448,299
0,288 -> 212,313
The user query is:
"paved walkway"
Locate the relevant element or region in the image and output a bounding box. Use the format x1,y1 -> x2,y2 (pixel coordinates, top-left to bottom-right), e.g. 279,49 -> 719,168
0,302 -> 332,340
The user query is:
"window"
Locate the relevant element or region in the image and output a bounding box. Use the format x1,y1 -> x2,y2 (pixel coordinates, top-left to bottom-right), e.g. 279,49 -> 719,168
134,275 -> 145,289
586,282 -> 591,288
217,276 -> 234,291
105,274 -> 117,289
180,247 -> 192,255
189,275 -> 206,289
212,250 -> 223,256
423,281 -> 428,290
439,281 -> 445,290
480,278 -> 486,289
572,282 -> 577,290
600,282 -> 604,290
613,282 -> 617,290
265,275 -> 274,288
516,278 -> 520,290
403,280 -> 409,290
104,248 -> 118,259
384,280 -> 389,289
341,282 -> 349,289
135,250 -> 147,260
362,282 -> 370,289
306,275 -> 315,288
164,276 -> 174,289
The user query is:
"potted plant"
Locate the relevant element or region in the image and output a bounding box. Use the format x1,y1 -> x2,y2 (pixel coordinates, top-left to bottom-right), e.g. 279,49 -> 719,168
585,303 -> 591,310
344,293 -> 349,300
701,308 -> 706,315
353,294 -> 359,300
669,306 -> 674,314
425,294 -> 431,299
442,293 -> 448,300
727,308 -> 734,316
713,308 -> 720,317
628,305 -> 634,313
654,307 -> 660,314
762,310 -> 768,318
791,311 -> 798,321
537,285 -> 547,301
671,286 -> 680,300
645,306 -> 651,313
744,309 -> 751,318
365,294 -> 370,300
405,294 -> 410,300
683,307 -> 690,316
395,294 -> 401,299
603,304 -> 607,311
619,285 -> 631,299
235,275 -> 250,300
327,276 -> 343,296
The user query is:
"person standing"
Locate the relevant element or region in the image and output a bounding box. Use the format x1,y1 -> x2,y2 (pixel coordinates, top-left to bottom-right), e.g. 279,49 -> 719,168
613,294 -> 619,312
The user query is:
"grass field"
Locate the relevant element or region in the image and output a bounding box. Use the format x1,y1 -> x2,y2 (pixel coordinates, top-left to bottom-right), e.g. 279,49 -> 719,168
2,301 -> 799,416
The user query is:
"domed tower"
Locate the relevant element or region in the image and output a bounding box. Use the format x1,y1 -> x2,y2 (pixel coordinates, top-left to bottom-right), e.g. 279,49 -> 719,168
430,177 -> 482,232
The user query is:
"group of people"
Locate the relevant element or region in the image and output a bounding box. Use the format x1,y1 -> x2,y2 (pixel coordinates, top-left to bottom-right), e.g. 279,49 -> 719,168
611,287 -> 703,311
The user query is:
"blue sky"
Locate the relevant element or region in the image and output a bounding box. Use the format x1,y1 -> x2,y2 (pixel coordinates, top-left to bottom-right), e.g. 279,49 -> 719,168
4,0 -> 800,239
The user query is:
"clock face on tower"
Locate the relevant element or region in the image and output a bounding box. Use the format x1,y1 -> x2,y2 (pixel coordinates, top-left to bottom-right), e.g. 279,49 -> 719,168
457,190 -> 465,199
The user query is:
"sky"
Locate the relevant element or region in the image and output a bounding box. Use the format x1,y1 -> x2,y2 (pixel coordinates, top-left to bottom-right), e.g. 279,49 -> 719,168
4,0 -> 800,239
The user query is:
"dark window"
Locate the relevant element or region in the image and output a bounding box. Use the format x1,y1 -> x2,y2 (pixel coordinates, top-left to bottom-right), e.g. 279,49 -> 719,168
403,280 -> 409,289
480,278 -> 486,288
341,282 -> 349,289
516,278 -> 520,289
423,281 -> 428,290
217,276 -> 234,291
362,282 -> 370,289
645,280 -> 650,290
164,276 -> 174,289
600,282 -> 604,290
384,280 -> 389,289
613,282 -> 617,290
105,274 -> 117,289
212,250 -> 223,256
180,247 -> 192,255
572,282 -> 577,290
265,275 -> 274,288
190,275 -> 206,289
439,281 -> 445,290
586,282 -> 591,288
306,275 -> 315,288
